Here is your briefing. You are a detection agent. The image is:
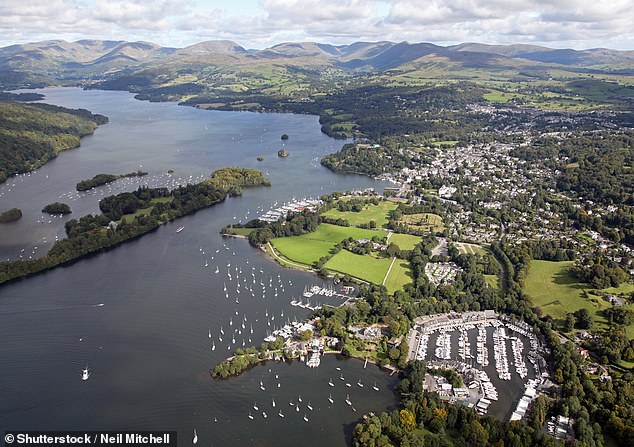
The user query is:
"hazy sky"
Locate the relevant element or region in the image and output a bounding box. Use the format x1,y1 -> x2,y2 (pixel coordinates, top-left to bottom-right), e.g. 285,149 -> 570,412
1,0 -> 633,50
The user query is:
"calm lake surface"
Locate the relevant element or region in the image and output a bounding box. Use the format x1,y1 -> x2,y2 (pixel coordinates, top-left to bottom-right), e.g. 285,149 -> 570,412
0,88 -> 400,445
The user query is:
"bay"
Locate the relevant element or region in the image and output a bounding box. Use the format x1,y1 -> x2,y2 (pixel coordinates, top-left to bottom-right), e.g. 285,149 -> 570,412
0,88 -> 399,445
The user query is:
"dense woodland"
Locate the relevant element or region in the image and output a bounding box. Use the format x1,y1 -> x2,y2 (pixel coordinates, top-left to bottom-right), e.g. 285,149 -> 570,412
0,101 -> 108,183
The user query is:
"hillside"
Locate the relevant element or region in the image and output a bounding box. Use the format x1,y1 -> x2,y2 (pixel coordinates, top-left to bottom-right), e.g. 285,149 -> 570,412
2,39 -> 634,94
0,102 -> 108,183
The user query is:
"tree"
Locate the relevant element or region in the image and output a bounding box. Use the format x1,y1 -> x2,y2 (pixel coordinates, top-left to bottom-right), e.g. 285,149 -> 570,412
387,242 -> 401,258
575,308 -> 594,329
563,313 -> 576,332
400,409 -> 416,431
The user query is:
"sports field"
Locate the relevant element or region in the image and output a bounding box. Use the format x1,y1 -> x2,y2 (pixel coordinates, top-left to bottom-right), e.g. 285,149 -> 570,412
324,250 -> 392,284
456,242 -> 486,255
270,223 -> 382,265
384,259 -> 413,294
321,200 -> 397,228
388,233 -> 422,250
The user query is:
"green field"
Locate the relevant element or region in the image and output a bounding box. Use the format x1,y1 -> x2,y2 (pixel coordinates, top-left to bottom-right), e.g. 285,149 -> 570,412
324,250 -> 392,284
524,260 -> 625,332
388,233 -> 422,250
384,259 -> 413,294
321,200 -> 397,228
270,223 -> 383,265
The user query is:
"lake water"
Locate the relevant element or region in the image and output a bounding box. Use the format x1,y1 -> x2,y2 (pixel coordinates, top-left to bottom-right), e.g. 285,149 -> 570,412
0,88 -> 400,445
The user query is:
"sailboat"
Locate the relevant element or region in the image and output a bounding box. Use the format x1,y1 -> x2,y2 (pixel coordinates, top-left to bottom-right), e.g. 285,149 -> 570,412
357,379 -> 364,388
328,393 -> 334,404
345,394 -> 352,406
208,330 -> 212,339
248,412 -> 254,420
272,398 -> 276,408
81,367 -> 90,381
278,410 -> 284,418
253,402 -> 259,411
373,382 -> 380,391
307,402 -> 313,411
303,414 -> 309,422
211,341 -> 215,351
192,429 -> 197,444
328,378 -> 334,387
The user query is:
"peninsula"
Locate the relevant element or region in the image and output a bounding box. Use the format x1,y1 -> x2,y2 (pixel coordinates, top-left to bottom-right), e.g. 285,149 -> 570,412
0,102 -> 108,183
0,167 -> 269,285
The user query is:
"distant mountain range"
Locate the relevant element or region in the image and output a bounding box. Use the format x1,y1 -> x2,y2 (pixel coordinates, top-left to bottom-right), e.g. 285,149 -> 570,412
1,39 -> 633,90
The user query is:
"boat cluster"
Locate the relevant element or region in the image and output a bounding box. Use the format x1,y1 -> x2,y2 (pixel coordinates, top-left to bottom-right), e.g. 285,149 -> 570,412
264,321 -> 314,342
457,329 -> 472,361
492,327 -> 511,381
303,285 -> 346,298
412,333 -> 429,361
511,337 -> 528,379
476,371 -> 498,401
290,297 -> 321,311
257,199 -> 323,223
476,326 -> 489,367
434,331 -> 452,360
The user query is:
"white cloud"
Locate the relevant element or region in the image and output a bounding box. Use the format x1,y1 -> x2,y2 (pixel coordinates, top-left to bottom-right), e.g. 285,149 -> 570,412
0,0 -> 632,50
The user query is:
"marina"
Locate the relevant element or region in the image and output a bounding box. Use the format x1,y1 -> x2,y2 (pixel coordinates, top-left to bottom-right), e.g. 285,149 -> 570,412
407,311 -> 549,420
256,199 -> 323,223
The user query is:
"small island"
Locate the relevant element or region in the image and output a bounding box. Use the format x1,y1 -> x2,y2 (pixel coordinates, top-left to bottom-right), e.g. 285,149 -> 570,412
257,156 -> 264,161
0,208 -> 22,223
76,171 -> 148,191
277,149 -> 289,157
281,133 -> 289,140
42,202 -> 71,215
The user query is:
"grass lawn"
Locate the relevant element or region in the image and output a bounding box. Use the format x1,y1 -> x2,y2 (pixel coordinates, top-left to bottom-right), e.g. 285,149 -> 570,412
225,227 -> 254,236
388,233 -> 422,250
601,283 -> 634,295
118,197 -> 173,223
321,200 -> 397,228
324,250 -> 392,285
271,223 -> 382,266
397,213 -> 444,233
523,260 -> 633,333
384,259 -> 413,294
